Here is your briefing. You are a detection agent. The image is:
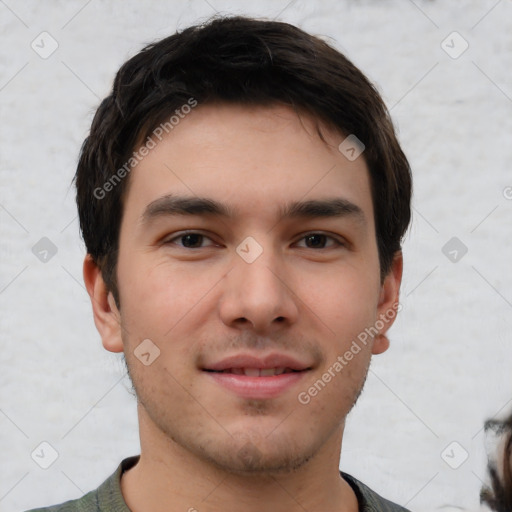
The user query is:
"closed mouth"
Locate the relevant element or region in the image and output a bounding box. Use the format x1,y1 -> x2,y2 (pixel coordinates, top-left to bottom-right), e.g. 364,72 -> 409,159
203,367 -> 306,377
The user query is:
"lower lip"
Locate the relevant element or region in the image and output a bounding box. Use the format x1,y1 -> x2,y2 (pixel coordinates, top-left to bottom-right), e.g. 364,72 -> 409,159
205,371 -> 307,399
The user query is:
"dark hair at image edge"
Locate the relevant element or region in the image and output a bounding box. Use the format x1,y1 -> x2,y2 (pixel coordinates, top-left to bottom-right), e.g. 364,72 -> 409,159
481,412 -> 512,512
74,15 -> 412,307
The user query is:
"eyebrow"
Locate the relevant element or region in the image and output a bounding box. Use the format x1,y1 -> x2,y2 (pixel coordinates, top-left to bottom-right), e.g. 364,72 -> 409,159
140,194 -> 366,226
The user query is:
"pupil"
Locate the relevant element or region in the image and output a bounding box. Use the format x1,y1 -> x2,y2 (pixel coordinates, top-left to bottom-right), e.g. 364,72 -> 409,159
306,234 -> 325,248
182,234 -> 202,248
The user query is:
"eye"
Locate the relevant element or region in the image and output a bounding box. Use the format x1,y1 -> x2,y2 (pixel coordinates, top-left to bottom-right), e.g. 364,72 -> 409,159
295,233 -> 344,249
164,231 -> 217,249
162,231 -> 344,250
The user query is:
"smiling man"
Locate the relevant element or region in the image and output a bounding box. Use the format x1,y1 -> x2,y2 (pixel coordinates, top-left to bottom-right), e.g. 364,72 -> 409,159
29,15 -> 412,512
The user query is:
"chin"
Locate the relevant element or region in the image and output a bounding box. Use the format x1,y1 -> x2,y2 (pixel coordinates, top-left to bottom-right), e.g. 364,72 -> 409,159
204,443 -> 315,475
189,427 -> 322,476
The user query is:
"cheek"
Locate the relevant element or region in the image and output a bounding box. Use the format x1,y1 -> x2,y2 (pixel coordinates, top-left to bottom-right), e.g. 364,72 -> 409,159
303,268 -> 380,339
297,343 -> 371,428
117,253 -> 218,337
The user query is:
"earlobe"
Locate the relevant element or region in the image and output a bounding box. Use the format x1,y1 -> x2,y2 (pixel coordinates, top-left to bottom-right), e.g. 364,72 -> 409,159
372,251 -> 403,355
372,334 -> 390,355
83,254 -> 124,353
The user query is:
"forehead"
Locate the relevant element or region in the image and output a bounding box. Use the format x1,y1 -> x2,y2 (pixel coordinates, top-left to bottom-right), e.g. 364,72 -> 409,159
122,103 -> 374,228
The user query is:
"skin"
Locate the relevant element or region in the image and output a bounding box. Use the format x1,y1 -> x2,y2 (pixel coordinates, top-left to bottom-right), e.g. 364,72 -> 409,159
84,103 -> 402,512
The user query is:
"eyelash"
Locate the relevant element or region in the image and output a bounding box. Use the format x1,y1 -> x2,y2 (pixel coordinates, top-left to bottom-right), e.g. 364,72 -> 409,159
163,231 -> 345,250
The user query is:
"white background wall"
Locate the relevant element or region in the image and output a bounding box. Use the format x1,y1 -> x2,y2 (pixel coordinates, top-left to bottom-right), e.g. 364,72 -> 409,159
1,1 -> 511,511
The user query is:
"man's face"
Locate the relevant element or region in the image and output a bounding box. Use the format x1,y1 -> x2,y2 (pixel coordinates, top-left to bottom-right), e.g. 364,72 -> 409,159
93,103 -> 400,474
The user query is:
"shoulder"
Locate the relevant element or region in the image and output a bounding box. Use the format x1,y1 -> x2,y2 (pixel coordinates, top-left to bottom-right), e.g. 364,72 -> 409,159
24,456 -> 139,512
24,489 -> 98,512
341,472 -> 412,512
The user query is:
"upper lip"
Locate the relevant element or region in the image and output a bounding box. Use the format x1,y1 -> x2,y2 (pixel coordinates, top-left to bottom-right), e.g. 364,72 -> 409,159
203,353 -> 312,372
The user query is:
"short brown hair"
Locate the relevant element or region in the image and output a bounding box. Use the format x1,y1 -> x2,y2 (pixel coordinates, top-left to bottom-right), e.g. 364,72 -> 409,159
75,15 -> 412,306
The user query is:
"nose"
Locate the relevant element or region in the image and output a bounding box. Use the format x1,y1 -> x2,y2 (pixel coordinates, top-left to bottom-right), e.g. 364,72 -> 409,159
218,245 -> 300,335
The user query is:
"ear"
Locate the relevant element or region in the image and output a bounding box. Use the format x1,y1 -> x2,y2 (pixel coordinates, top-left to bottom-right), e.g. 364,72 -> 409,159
83,254 -> 124,353
372,251 -> 403,355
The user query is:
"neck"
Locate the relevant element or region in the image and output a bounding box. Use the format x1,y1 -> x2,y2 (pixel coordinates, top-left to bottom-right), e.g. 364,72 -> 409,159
121,408 -> 358,512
